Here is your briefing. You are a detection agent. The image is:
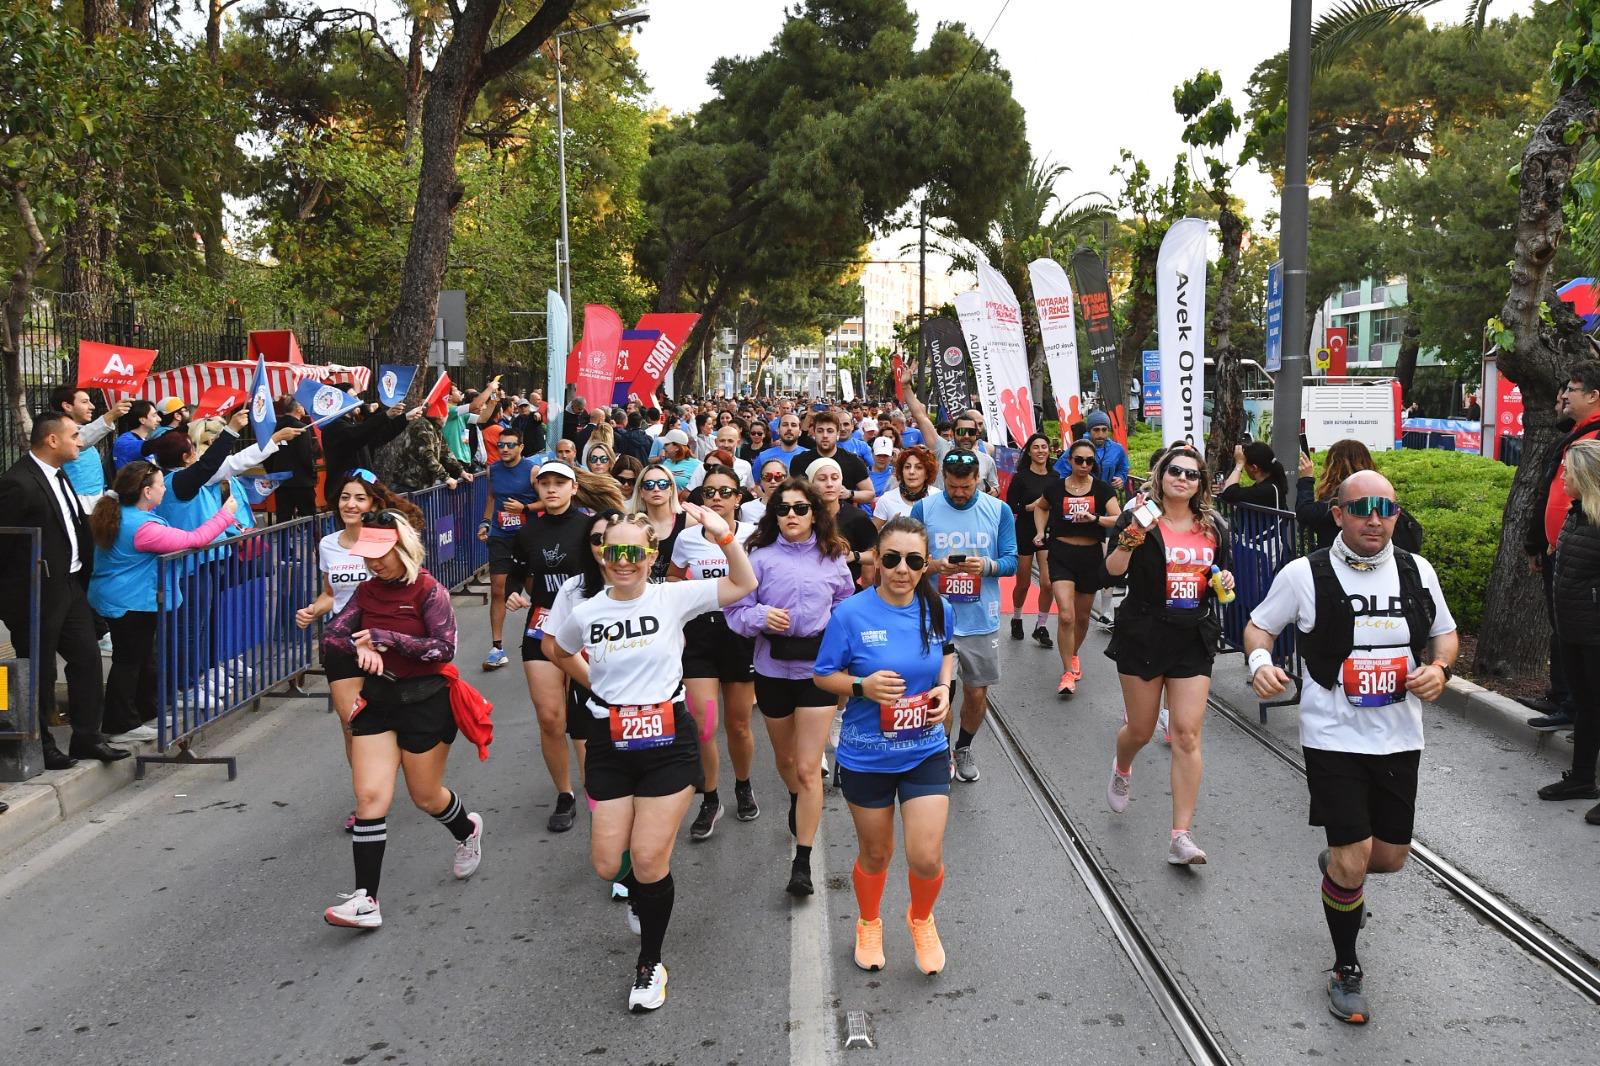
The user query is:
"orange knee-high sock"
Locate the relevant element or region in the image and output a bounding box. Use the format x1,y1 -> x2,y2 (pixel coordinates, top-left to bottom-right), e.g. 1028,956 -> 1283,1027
908,867 -> 944,921
852,861 -> 888,922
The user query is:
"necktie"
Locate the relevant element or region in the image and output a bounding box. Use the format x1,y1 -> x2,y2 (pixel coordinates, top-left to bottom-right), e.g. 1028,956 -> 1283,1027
56,469 -> 83,524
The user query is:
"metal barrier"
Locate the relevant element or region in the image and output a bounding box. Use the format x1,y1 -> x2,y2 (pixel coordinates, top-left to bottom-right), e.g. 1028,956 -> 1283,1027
1214,498 -> 1311,719
407,478 -> 491,594
0,528 -> 42,781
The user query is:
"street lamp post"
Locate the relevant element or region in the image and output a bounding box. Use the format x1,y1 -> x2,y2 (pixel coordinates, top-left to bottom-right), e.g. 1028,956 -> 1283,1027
1271,0 -> 1311,471
555,7 -> 650,354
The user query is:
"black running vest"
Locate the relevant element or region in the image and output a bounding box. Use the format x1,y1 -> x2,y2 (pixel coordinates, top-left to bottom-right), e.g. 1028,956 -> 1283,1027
1298,548 -> 1437,690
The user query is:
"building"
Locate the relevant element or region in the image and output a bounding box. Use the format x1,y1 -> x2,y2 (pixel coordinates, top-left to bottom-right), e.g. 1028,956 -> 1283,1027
1318,276 -> 1438,368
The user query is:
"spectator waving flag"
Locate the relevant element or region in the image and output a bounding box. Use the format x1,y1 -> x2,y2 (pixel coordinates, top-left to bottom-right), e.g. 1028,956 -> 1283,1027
425,371 -> 453,418
240,471 -> 292,505
376,364 -> 419,407
248,355 -> 276,449
293,377 -> 363,428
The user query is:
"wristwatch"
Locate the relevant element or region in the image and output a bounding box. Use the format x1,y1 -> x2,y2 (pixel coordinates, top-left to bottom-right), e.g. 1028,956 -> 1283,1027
851,678 -> 865,698
1431,660 -> 1453,682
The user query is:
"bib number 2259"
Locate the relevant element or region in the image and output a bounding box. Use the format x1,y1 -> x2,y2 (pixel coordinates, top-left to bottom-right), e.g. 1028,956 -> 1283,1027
609,702 -> 675,751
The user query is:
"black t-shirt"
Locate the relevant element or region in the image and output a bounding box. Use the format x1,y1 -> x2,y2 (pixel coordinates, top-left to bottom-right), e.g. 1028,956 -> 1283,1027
833,503 -> 877,582
793,447 -> 870,490
1005,464 -> 1057,517
650,511 -> 689,583
1041,477 -> 1119,542
506,506 -> 591,610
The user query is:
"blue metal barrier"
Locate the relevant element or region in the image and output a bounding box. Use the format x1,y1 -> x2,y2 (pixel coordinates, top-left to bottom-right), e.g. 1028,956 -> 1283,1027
406,478 -> 490,592
0,528 -> 43,779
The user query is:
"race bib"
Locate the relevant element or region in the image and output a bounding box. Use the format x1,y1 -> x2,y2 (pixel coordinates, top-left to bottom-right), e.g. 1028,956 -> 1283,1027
1165,565 -> 1205,609
608,701 -> 676,751
1064,496 -> 1093,522
497,510 -> 523,531
1342,654 -> 1408,708
523,606 -> 550,640
940,570 -> 979,603
879,690 -> 936,740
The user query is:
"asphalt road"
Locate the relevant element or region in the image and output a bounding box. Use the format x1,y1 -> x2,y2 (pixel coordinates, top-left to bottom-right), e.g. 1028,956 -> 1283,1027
2,589 -> 1597,1065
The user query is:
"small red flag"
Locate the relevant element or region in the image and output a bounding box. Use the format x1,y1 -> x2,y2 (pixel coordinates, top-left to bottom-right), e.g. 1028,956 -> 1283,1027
425,372 -> 453,418
192,384 -> 249,420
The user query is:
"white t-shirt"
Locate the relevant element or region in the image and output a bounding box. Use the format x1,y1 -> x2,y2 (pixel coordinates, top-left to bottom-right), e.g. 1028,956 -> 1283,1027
319,532 -> 371,612
671,521 -> 756,580
543,573 -> 588,644
553,580 -> 723,706
873,486 -> 924,525
739,499 -> 767,526
1250,550 -> 1455,755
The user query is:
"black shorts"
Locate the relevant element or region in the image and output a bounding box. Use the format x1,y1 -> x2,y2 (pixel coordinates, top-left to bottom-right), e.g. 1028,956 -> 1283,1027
1304,746 -> 1421,848
582,700 -> 703,800
1014,514 -> 1039,556
755,673 -> 834,719
683,613 -> 755,682
323,647 -> 365,683
1106,613 -> 1214,681
567,682 -> 592,740
487,536 -> 518,575
1048,540 -> 1105,592
520,614 -> 555,663
349,687 -> 457,754
838,750 -> 951,809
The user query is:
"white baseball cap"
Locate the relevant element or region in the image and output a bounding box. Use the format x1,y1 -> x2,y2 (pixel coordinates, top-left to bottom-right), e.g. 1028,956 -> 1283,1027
872,436 -> 893,456
662,428 -> 691,447
537,461 -> 577,481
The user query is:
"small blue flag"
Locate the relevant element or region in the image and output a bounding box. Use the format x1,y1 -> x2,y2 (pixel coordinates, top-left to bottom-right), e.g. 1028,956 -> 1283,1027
248,355 -> 276,450
376,364 -> 419,407
293,377 -> 362,428
240,471 -> 292,505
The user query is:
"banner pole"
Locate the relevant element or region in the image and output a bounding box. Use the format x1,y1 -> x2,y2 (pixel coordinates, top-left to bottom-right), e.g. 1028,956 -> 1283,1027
918,200 -> 929,404
1272,0 -> 1312,471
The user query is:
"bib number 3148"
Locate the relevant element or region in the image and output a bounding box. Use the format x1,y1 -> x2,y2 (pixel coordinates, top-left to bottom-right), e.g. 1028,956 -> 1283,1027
1341,655 -> 1408,708
879,691 -> 935,740
609,702 -> 675,751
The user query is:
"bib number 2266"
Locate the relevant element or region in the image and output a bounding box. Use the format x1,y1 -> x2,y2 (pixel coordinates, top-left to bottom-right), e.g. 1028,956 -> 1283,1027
609,702 -> 675,751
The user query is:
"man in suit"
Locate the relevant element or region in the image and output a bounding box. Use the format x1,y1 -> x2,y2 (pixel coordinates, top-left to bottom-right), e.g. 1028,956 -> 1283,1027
0,410 -> 129,767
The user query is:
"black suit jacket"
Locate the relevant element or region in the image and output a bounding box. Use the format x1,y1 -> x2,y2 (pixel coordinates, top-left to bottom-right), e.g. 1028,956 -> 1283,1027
0,455 -> 92,619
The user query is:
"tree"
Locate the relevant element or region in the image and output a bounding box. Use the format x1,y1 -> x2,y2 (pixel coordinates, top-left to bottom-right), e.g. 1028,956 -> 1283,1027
1110,151 -> 1191,391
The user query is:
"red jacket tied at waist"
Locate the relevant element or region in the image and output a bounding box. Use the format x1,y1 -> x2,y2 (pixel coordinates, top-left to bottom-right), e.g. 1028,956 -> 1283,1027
440,664 -> 493,761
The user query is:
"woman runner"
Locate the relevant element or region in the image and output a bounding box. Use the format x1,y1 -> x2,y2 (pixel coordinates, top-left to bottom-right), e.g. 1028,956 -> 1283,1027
549,503 -> 756,1012
631,462 -> 692,583
1103,446 -> 1235,865
1006,433 -> 1058,648
669,466 -> 761,835
814,517 -> 956,976
741,458 -> 788,525
810,457 -> 877,585
1032,438 -> 1121,696
322,510 -> 484,930
872,446 -> 934,528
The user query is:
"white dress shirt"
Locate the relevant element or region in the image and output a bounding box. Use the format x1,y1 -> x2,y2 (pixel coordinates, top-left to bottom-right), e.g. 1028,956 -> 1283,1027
30,452 -> 83,573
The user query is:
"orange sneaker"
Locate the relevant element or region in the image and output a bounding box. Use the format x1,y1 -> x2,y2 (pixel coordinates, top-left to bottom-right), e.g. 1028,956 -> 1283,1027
907,910 -> 945,975
1058,670 -> 1076,696
854,917 -> 885,971
1069,655 -> 1082,681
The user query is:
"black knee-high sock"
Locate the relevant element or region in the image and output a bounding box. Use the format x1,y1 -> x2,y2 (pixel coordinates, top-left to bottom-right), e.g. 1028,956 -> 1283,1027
1321,874 -> 1365,971
433,789 -> 475,842
633,873 -> 675,968
352,818 -> 387,898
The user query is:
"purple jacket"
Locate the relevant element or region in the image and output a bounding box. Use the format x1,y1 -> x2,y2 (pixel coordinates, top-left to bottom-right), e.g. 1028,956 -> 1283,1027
725,533 -> 856,679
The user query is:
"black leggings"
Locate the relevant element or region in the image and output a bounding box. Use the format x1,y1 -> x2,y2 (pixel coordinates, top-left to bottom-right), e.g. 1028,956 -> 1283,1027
103,610 -> 158,734
1561,639 -> 1600,784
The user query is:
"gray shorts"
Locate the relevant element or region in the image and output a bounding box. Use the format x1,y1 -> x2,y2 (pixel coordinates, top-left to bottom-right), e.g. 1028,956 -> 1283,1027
953,631 -> 1001,688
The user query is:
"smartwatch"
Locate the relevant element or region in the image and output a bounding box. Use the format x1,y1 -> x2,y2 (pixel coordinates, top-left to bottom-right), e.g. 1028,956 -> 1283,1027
1431,660 -> 1453,682
851,678 -> 865,698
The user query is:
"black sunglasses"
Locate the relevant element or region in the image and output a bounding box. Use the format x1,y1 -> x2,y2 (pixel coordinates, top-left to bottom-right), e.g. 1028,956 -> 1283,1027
496,440 -> 521,449
879,550 -> 926,572
1071,455 -> 1095,466
703,485 -> 740,499
617,476 -> 637,488
1165,465 -> 1203,482
772,502 -> 812,517
361,509 -> 405,529
640,478 -> 673,491
954,426 -> 979,436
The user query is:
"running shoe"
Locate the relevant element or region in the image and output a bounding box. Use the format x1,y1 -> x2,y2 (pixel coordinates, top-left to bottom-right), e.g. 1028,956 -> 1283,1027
735,780 -> 760,821
1157,705 -> 1170,745
1107,762 -> 1131,813
1057,671 -> 1076,696
110,724 -> 158,743
1326,964 -> 1369,1024
324,890 -> 382,930
548,791 -> 577,833
787,856 -> 815,897
854,918 -> 886,972
629,962 -> 668,1013
343,812 -> 357,834
482,647 -> 509,671
1587,801 -> 1600,825
953,746 -> 979,782
1032,625 -> 1053,650
1537,771 -> 1599,801
1527,709 -> 1573,731
690,798 -> 723,841
1092,609 -> 1115,632
611,881 -> 630,901
1316,849 -> 1368,928
453,813 -> 483,879
1167,830 -> 1207,865
1068,655 -> 1081,681
906,910 -> 945,975
1010,618 -> 1024,640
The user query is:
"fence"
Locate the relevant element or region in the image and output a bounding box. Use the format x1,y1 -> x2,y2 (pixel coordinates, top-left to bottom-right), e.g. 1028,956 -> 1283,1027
1213,498 -> 1312,717
135,478 -> 490,778
0,528 -> 41,781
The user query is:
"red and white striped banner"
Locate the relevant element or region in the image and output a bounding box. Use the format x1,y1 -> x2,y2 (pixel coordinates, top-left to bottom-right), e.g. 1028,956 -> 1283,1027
106,361 -> 371,407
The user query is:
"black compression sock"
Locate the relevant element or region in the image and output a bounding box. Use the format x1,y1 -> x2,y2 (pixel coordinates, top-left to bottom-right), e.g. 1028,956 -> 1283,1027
956,728 -> 976,750
702,788 -> 720,806
788,792 -> 798,837
433,789 -> 476,842
352,818 -> 386,898
492,640 -> 503,650
794,844 -> 812,867
633,872 -> 676,968
736,778 -> 751,789
1321,874 -> 1365,971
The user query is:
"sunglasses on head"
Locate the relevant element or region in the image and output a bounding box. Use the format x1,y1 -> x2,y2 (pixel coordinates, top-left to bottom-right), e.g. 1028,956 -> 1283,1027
772,502 -> 812,517
346,467 -> 378,484
1164,465 -> 1202,482
1337,495 -> 1399,518
702,485 -> 740,499
879,550 -> 926,572
601,543 -> 656,565
360,509 -> 405,529
943,452 -> 979,470
640,478 -> 673,491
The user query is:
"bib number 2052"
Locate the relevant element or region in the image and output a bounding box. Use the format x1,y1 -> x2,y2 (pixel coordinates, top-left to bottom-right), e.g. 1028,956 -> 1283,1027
609,702 -> 675,751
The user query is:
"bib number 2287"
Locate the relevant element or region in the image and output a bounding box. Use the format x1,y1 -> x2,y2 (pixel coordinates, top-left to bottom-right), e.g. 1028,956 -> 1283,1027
879,691 -> 935,740
609,702 -> 675,751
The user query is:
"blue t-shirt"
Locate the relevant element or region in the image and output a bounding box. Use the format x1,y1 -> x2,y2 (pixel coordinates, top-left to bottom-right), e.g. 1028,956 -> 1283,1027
868,465 -> 895,497
755,444 -> 805,473
910,490 -> 1018,636
839,436 -> 873,464
487,457 -> 538,537
815,589 -> 955,774
900,427 -> 924,447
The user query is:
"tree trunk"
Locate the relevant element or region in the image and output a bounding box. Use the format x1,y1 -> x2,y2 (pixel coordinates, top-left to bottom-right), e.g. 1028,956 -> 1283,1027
1476,81 -> 1597,678
402,16 -> 430,162
1205,205 -> 1247,475
60,0 -> 122,298
1394,318 -> 1421,403
1118,242 -> 1159,389
3,186 -> 49,445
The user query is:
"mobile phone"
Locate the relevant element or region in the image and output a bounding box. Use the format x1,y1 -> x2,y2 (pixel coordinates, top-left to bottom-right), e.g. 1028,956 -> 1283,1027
1298,432 -> 1312,455
1130,500 -> 1161,529
948,554 -> 968,564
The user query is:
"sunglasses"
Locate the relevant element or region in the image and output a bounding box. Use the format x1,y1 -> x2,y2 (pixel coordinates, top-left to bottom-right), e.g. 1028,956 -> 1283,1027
346,467 -> 378,484
640,478 -> 673,491
703,485 -> 740,499
1337,495 -> 1399,518
879,550 -> 927,572
496,440 -> 521,450
360,509 -> 405,529
601,543 -> 656,565
954,427 -> 979,437
1071,455 -> 1095,466
1164,465 -> 1203,482
772,502 -> 812,517
943,452 -> 979,469
617,476 -> 637,489
587,453 -> 610,464
761,471 -> 785,482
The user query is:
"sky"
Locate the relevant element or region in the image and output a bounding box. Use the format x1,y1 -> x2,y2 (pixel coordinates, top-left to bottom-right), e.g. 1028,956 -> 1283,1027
632,0 -> 1535,268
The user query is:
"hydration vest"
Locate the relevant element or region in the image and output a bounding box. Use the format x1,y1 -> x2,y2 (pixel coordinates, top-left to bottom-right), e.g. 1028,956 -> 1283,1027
1298,547 -> 1436,690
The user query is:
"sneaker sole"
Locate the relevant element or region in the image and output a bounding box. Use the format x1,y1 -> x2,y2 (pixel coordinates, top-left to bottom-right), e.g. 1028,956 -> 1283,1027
629,984 -> 667,1013
548,814 -> 576,833
690,807 -> 723,841
1328,1004 -> 1368,1025
1167,853 -> 1208,865
324,912 -> 381,930
736,806 -> 760,821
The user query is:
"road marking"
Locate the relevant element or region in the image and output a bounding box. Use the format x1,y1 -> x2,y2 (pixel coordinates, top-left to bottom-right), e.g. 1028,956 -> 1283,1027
790,818 -> 838,1065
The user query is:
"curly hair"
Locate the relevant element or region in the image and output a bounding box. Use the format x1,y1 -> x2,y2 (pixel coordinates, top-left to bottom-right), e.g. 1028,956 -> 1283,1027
1150,445 -> 1221,540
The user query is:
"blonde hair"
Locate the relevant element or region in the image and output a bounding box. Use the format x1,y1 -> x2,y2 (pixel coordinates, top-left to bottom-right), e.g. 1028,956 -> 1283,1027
630,463 -> 681,514
1151,445 -> 1222,540
1566,440 -> 1600,525
189,416 -> 224,454
588,422 -> 615,451
582,441 -> 617,470
389,513 -> 427,584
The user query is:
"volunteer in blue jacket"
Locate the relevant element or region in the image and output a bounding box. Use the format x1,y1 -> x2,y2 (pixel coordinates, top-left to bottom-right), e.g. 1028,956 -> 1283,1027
1054,410 -> 1129,489
477,425 -> 539,670
909,450 -> 1017,784
815,516 -> 956,977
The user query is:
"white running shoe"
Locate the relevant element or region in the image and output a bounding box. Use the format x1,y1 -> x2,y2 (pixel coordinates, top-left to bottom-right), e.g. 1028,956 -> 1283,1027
453,813 -> 483,879
111,724 -> 158,743
1168,830 -> 1208,865
1157,705 -> 1170,745
1107,761 -> 1131,813
324,890 -> 382,929
628,903 -> 641,936
629,962 -> 667,1012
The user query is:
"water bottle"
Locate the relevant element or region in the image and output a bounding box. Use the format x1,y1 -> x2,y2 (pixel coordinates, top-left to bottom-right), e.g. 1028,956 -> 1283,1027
1209,565 -> 1235,604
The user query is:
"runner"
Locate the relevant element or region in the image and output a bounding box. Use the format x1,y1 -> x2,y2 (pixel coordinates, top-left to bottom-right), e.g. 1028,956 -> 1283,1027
726,478 -> 856,896
477,425 -> 538,670
1245,470 -> 1456,1025
809,457 -> 878,585
1103,445 -> 1234,866
322,510 -> 486,931
910,450 -> 1017,783
814,516 -> 956,976
631,463 -> 692,583
669,466 -> 761,834
1032,438 -> 1121,695
1007,433 -> 1057,649
742,458 -> 788,525
548,503 -> 757,1012
873,445 -> 935,528
755,412 -> 808,473
794,411 -> 875,507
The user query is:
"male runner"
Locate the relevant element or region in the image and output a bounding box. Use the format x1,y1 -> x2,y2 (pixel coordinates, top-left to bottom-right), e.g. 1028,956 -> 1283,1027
477,426 -> 539,669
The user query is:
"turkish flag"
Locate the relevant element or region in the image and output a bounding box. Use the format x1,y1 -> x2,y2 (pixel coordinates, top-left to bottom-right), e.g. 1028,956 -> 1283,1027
425,372 -> 453,418
78,339 -> 158,393
192,384 -> 248,420
574,305 -> 624,410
